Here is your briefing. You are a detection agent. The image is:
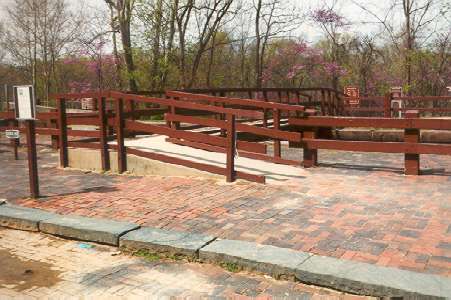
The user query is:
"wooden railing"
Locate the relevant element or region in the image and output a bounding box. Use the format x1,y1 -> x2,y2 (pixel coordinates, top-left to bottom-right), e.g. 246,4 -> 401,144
135,87 -> 344,117
343,94 -> 451,117
289,109 -> 451,175
2,90 -> 450,180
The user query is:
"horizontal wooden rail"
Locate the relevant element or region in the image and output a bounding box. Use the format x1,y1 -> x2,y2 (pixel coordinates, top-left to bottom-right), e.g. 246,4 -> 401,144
166,113 -> 300,142
123,108 -> 168,118
181,87 -> 345,96
165,113 -> 226,129
303,139 -> 451,155
289,116 -> 451,130
166,91 -> 305,112
111,91 -> 263,119
50,91 -> 105,99
67,141 -> 102,149
67,117 -> 99,126
125,120 -> 266,154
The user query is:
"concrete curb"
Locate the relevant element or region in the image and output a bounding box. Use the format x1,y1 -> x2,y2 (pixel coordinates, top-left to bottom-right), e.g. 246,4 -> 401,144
0,204 -> 59,232
200,239 -> 451,299
120,227 -> 216,259
40,215 -> 140,246
0,205 -> 450,299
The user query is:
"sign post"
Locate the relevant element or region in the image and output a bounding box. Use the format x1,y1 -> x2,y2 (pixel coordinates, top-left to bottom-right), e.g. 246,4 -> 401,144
13,85 -> 39,198
5,130 -> 20,160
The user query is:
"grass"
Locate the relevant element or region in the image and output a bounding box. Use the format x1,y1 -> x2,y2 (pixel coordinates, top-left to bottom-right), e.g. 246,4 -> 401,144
220,262 -> 242,273
133,249 -> 162,262
132,249 -> 186,262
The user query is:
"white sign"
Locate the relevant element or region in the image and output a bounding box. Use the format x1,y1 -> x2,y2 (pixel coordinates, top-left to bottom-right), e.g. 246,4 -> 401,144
13,85 -> 36,120
5,130 -> 20,139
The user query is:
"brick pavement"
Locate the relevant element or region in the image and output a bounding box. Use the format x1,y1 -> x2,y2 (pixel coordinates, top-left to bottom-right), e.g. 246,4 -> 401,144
1,141 -> 451,277
0,228 -> 373,299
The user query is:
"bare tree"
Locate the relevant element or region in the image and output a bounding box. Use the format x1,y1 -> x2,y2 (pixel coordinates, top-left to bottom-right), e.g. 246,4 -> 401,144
353,0 -> 446,92
1,0 -> 83,102
108,4 -> 124,90
188,0 -> 235,87
253,0 -> 300,88
105,0 -> 138,92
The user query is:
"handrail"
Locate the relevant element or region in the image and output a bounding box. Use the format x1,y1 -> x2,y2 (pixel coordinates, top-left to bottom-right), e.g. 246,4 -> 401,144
166,91 -> 305,112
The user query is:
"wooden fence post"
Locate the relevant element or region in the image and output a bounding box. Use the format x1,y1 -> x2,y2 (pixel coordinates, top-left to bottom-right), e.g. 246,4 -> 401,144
219,92 -> 226,137
8,119 -> 19,160
226,113 -> 236,182
404,110 -> 420,175
57,98 -> 68,168
25,119 -> 39,198
50,118 -> 59,150
116,98 -> 127,174
303,109 -> 318,168
263,91 -> 268,127
273,109 -> 281,158
99,97 -> 110,171
384,93 -> 392,118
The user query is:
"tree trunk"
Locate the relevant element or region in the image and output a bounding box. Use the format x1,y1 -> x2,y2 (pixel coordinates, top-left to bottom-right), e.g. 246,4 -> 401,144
255,0 -> 262,88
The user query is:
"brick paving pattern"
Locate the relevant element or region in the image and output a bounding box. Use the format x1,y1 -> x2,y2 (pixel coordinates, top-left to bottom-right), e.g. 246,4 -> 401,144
1,140 -> 451,277
0,228 -> 373,299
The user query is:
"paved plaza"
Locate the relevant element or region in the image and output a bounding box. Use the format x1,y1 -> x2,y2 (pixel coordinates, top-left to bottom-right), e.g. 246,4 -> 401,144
1,139 -> 451,279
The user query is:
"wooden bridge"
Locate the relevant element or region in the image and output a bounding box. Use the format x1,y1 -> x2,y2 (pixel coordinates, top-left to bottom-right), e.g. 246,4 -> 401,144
1,87 -> 450,183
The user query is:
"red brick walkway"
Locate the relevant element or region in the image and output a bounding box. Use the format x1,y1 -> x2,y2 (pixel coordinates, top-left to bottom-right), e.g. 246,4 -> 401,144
2,141 -> 451,277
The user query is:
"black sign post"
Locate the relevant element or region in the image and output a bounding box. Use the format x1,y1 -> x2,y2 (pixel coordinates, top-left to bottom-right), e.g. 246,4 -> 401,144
13,85 -> 39,199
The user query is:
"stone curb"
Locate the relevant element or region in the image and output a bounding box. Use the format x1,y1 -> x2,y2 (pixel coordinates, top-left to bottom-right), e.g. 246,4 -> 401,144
0,204 -> 59,232
120,227 -> 216,259
0,204 -> 450,299
40,215 -> 140,246
200,239 -> 451,299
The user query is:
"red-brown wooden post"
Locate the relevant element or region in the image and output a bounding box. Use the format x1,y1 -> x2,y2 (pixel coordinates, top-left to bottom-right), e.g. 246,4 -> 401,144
125,98 -> 136,137
9,119 -> 19,160
170,105 -> 180,129
384,93 -> 392,118
263,91 -> 268,127
50,117 -> 59,150
115,98 -> 126,173
273,109 -> 281,158
318,91 -> 325,116
57,98 -> 68,168
11,138 -> 19,160
25,119 -> 39,198
321,90 -> 327,115
404,110 -> 420,175
99,97 -> 110,171
219,91 -> 226,136
328,90 -> 335,115
226,113 -> 236,182
295,91 -> 301,118
303,109 -> 318,168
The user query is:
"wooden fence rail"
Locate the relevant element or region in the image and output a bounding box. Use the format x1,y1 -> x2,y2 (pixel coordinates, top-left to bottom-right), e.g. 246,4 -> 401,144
289,109 -> 451,175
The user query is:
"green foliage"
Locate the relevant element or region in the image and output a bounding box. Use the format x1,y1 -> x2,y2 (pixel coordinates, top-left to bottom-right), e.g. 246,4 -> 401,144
134,249 -> 162,262
220,262 -> 242,273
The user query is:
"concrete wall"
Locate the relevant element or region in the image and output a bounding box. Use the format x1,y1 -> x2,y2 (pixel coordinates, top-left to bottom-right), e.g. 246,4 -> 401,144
67,148 -> 222,179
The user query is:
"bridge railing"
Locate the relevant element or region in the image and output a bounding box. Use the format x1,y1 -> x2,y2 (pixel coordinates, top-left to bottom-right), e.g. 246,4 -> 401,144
289,109 -> 451,175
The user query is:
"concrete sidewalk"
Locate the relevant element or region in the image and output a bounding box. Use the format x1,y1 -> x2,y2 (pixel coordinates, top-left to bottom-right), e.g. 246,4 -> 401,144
1,228 -> 372,299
